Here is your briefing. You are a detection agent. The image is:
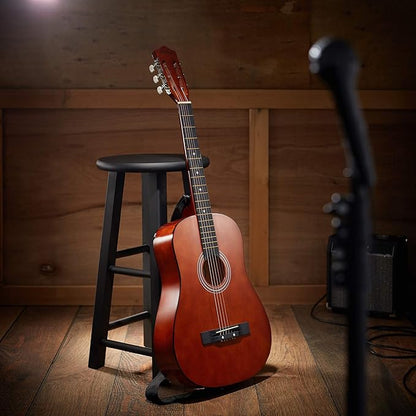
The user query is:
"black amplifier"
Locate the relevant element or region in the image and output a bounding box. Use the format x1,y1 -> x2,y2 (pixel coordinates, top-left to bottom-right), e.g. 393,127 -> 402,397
327,234 -> 408,317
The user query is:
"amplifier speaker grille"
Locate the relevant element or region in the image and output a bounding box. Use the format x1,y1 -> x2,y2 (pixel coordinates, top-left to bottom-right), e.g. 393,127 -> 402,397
327,235 -> 407,316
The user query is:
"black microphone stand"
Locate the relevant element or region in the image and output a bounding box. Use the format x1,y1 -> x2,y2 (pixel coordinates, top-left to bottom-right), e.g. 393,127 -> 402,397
309,38 -> 376,416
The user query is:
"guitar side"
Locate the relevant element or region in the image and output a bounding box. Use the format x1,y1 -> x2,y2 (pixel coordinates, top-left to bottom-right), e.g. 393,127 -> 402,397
152,220 -> 194,386
153,213 -> 271,388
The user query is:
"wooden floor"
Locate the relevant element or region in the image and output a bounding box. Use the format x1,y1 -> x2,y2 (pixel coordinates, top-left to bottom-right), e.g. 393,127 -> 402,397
1,304 -> 415,416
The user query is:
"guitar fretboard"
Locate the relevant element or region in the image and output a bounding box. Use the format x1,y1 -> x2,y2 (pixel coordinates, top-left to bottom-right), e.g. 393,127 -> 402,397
178,102 -> 218,258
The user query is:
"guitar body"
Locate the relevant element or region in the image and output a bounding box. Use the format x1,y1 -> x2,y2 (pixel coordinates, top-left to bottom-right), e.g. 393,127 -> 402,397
153,213 -> 271,388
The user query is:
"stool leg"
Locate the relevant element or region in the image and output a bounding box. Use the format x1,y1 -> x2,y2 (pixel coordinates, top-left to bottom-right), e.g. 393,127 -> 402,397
142,172 -> 167,377
89,171 -> 125,369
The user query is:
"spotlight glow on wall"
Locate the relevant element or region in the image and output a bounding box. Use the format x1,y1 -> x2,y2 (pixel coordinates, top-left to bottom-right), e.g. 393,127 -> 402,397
29,0 -> 58,5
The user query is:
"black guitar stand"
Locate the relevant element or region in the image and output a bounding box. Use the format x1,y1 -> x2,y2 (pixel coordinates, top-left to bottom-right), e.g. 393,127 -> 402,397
309,38 -> 376,416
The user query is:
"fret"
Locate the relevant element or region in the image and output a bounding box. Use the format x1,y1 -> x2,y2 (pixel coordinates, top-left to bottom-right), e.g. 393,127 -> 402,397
196,214 -> 213,221
199,229 -> 216,235
196,219 -> 214,227
202,242 -> 219,250
201,237 -> 217,243
200,232 -> 217,238
196,218 -> 214,227
196,212 -> 213,218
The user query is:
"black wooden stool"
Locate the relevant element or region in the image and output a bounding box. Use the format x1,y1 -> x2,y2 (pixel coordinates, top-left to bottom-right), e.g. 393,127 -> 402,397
88,153 -> 209,376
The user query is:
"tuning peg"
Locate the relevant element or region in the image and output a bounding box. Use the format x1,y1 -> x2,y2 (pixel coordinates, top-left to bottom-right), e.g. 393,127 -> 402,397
149,64 -> 155,73
156,85 -> 164,95
152,75 -> 159,84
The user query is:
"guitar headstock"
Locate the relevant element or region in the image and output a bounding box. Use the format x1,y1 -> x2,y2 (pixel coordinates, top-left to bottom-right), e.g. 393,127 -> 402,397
150,46 -> 189,102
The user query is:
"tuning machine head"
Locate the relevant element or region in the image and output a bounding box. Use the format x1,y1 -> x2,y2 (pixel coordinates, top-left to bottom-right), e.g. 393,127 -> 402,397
149,57 -> 171,96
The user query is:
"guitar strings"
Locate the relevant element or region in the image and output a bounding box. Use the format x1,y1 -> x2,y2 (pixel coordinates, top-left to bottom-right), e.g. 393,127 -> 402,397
178,102 -> 231,334
179,102 -> 227,329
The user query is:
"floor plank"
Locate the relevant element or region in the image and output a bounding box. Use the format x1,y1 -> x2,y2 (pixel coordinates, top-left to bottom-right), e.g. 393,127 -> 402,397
107,309 -> 262,416
367,320 -> 416,409
26,306 -> 135,416
293,304 -> 416,416
0,306 -> 23,339
2,304 -> 413,415
255,304 -> 338,416
106,314 -> 184,416
0,306 -> 78,416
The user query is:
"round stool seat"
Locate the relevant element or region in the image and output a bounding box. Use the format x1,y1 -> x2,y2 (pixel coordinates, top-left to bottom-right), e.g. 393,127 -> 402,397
97,153 -> 209,173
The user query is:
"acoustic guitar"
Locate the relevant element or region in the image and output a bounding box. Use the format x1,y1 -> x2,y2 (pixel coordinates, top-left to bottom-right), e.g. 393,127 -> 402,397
150,46 -> 271,388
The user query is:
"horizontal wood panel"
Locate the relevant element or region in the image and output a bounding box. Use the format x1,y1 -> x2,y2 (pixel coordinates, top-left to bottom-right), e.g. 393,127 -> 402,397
311,0 -> 416,90
0,0 -> 310,89
269,109 -> 416,286
1,89 -> 416,109
1,1 -> 415,89
269,109 -> 348,285
3,108 -> 248,287
1,92 -> 415,304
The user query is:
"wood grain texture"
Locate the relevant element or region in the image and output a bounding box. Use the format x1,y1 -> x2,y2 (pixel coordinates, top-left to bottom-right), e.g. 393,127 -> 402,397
0,0 -> 310,89
2,89 -> 416,110
249,109 -> 269,286
0,283 -> 327,305
26,306 -> 136,416
0,306 -> 78,416
2,104 -> 415,302
2,108 -> 248,288
367,110 -> 416,281
0,305 -> 23,339
311,0 -> 416,90
293,304 -> 416,415
255,304 -> 338,415
269,108 -> 416,287
269,109 -> 348,285
1,1 -> 415,89
105,311 -> 183,416
0,110 -> 3,283
0,304 -> 414,414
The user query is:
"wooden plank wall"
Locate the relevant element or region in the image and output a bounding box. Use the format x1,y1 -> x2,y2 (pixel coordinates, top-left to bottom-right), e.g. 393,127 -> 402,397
0,0 -> 416,304
0,90 -> 415,305
1,1 -> 416,90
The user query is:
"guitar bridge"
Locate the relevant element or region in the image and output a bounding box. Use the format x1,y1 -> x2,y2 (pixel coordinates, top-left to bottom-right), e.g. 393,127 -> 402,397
200,322 -> 250,346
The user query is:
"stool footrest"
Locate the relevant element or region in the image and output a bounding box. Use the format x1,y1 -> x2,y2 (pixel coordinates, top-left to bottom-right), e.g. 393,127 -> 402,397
108,311 -> 151,330
109,265 -> 151,278
102,339 -> 153,356
116,245 -> 150,258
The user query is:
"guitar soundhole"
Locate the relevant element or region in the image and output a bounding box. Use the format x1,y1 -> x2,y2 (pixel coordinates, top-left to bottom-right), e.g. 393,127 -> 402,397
202,256 -> 226,288
197,251 -> 231,294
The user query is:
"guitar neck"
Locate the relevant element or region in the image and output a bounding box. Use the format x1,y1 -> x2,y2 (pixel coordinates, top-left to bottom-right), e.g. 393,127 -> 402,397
178,101 -> 218,257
